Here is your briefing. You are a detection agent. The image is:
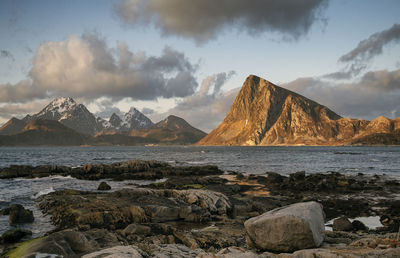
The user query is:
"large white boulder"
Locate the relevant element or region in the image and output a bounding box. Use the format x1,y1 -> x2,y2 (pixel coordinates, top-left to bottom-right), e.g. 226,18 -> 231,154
244,201 -> 325,252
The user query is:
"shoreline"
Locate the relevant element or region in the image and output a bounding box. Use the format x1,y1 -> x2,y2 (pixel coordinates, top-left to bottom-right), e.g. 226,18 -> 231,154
1,160 -> 400,256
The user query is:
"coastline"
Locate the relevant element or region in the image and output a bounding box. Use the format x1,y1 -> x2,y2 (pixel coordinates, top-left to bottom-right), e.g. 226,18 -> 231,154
1,160 -> 400,257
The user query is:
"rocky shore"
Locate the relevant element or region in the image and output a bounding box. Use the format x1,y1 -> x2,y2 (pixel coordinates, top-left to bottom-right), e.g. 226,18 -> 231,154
1,160 -> 400,257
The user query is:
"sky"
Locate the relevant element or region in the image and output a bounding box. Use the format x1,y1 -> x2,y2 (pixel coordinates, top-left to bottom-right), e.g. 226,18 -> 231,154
0,0 -> 399,132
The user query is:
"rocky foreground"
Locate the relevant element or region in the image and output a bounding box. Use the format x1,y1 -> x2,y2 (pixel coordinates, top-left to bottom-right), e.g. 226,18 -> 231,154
1,160 -> 400,257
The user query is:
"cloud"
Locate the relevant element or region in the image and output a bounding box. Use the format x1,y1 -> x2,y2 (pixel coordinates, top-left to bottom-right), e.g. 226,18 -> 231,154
339,24 -> 400,63
0,99 -> 49,124
114,0 -> 328,43
323,63 -> 367,80
150,71 -> 237,132
283,68 -> 400,119
141,107 -> 154,115
0,50 -> 14,61
0,80 -> 45,102
322,24 -> 400,80
0,32 -> 198,103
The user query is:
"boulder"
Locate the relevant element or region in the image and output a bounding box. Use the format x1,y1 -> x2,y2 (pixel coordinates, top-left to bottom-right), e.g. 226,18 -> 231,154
244,201 -> 325,252
1,229 -> 32,243
123,223 -> 151,236
97,182 -> 111,191
2,204 -> 34,224
333,216 -> 353,231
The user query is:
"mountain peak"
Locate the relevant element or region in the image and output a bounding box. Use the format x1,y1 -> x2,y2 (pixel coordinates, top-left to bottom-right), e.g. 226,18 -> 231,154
198,75 -> 343,145
128,107 -> 140,113
49,97 -> 77,109
120,107 -> 153,130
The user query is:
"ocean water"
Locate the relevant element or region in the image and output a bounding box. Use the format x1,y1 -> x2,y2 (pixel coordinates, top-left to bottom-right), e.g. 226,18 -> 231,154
0,146 -> 399,237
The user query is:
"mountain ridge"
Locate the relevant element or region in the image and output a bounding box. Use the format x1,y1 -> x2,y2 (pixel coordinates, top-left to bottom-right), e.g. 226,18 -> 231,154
129,115 -> 207,144
197,75 -> 400,146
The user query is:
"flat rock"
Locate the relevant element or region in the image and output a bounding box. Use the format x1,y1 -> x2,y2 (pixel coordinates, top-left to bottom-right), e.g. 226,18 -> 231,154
244,201 -> 325,252
37,188 -> 232,230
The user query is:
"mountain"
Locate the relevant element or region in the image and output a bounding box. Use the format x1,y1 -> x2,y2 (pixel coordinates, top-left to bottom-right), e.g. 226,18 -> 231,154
105,108 -> 153,132
0,119 -> 88,146
0,117 -> 26,135
197,75 -> 400,146
27,97 -> 105,135
109,113 -> 123,128
121,108 -> 153,131
130,115 -> 207,144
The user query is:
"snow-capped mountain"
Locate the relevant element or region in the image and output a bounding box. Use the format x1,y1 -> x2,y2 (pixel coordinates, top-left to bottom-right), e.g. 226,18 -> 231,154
27,97 -> 105,135
1,97 -> 153,136
122,107 -> 153,130
107,108 -> 153,131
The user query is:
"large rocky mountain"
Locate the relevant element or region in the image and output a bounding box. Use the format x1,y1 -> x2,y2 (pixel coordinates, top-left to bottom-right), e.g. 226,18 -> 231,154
130,115 -> 207,144
198,75 -> 400,146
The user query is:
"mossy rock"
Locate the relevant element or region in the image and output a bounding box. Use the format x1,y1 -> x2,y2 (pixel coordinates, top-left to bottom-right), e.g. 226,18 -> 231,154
183,184 -> 204,189
6,237 -> 44,258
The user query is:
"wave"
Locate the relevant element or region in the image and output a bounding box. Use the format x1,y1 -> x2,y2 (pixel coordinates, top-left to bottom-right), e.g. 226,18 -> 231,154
49,175 -> 73,180
334,152 -> 363,155
31,187 -> 55,199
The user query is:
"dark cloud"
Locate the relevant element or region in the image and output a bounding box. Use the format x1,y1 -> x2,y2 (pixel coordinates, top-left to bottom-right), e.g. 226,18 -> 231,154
339,24 -> 400,63
323,63 -> 367,80
0,50 -> 14,61
283,68 -> 400,120
150,71 -> 237,132
0,32 -> 198,103
323,24 -> 400,80
114,0 -> 328,43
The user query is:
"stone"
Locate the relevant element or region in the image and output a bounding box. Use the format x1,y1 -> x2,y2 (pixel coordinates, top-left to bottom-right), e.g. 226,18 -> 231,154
214,246 -> 260,258
3,204 -> 35,224
82,245 -> 144,258
123,223 -> 151,236
244,201 -> 325,252
352,219 -> 368,231
97,181 -> 111,191
150,244 -> 207,257
333,216 -> 353,231
1,229 -> 32,243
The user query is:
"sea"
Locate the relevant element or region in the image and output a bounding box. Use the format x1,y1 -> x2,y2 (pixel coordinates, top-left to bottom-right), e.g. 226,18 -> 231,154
0,146 -> 399,238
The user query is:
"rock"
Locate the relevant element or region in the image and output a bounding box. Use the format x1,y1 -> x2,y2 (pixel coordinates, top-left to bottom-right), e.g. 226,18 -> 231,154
333,216 -> 353,231
123,223 -> 151,236
1,229 -> 32,243
1,160 -> 223,180
244,201 -> 325,252
82,245 -> 145,258
352,219 -> 368,231
97,182 -> 111,191
150,244 -> 207,257
3,229 -> 123,257
37,188 -> 231,230
214,246 -> 260,258
2,204 -> 34,224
